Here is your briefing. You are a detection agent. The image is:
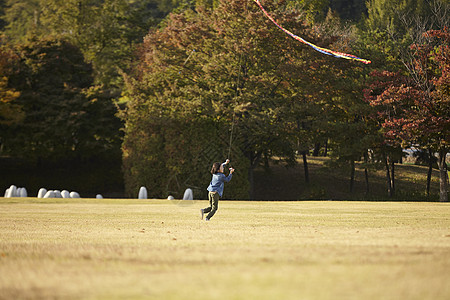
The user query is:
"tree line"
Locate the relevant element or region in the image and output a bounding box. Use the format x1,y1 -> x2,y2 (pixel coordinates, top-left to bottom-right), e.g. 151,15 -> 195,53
0,0 -> 448,201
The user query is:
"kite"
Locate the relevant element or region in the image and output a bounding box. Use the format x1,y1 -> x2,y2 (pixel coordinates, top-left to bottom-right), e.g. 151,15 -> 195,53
253,0 -> 371,64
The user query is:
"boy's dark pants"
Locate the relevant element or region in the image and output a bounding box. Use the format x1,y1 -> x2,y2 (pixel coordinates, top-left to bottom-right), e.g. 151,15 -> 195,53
204,191 -> 219,219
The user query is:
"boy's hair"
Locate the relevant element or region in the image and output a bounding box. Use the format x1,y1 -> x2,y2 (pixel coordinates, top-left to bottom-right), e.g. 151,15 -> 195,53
211,162 -> 222,174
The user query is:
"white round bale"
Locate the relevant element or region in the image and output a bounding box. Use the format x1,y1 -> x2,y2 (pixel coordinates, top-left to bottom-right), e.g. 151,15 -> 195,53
19,187 -> 27,197
96,194 -> 103,199
37,188 -> 47,198
43,190 -> 55,198
61,190 -> 70,198
183,188 -> 193,200
138,186 -> 147,199
70,191 -> 80,198
6,185 -> 17,198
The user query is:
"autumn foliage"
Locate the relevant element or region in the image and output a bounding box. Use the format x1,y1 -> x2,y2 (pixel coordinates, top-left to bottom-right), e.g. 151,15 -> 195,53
364,27 -> 449,201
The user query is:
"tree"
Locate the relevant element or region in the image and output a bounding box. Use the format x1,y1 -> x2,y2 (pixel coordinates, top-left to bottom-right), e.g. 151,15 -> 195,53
327,80 -> 378,194
0,0 -> 7,30
365,0 -> 431,36
3,38 -> 121,162
284,9 -> 378,194
1,0 -> 42,42
330,0 -> 367,21
0,39 -> 23,128
285,0 -> 330,22
363,70 -> 406,198
365,26 -> 449,201
0,76 -> 21,125
1,0 -> 161,88
122,0 -> 356,199
360,0 -> 450,199
38,0 -> 151,88
121,2 -> 253,199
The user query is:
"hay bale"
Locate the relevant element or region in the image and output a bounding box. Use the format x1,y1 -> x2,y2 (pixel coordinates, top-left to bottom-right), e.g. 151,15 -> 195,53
138,186 -> 147,199
61,190 -> 71,198
43,190 -> 55,198
70,191 -> 80,198
183,188 -> 193,200
18,187 -> 27,197
6,185 -> 17,198
38,188 -> 47,198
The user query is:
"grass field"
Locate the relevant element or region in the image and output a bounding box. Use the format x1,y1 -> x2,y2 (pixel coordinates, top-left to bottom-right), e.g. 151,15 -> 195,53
1,198 -> 449,300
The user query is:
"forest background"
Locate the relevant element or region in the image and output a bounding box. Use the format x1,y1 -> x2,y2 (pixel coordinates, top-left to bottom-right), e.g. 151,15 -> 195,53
0,0 -> 448,201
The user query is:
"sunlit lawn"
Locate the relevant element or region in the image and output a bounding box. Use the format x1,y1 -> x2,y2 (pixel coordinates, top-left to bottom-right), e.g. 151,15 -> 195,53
0,198 -> 449,299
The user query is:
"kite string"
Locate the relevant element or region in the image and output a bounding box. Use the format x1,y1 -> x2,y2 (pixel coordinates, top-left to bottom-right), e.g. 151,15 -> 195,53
227,49 -> 243,161
253,0 -> 371,64
227,1 -> 250,161
227,106 -> 236,160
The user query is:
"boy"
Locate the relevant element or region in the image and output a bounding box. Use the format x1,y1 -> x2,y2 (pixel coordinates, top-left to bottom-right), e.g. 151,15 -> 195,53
201,159 -> 234,221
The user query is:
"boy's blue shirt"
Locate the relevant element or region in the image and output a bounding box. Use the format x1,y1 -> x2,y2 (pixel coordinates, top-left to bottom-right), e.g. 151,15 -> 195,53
207,172 -> 232,197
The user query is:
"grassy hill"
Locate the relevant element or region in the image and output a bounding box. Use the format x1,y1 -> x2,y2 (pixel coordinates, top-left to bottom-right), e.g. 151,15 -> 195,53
253,157 -> 442,201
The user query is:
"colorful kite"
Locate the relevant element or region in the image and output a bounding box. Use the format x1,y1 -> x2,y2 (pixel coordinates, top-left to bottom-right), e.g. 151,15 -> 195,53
253,0 -> 371,64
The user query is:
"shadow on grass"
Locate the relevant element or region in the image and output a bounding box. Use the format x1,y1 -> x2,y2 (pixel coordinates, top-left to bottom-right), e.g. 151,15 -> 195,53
253,156 -> 441,201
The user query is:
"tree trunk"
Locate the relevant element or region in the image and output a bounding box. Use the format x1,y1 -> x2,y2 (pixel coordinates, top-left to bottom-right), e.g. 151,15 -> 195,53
34,10 -> 39,27
383,153 -> 394,197
302,151 -> 309,184
246,151 -> 262,200
364,167 -> 369,196
390,158 -> 395,197
438,148 -> 448,202
350,160 -> 355,193
364,152 -> 370,195
426,148 -> 433,197
248,166 -> 254,200
313,143 -> 321,156
324,141 -> 328,157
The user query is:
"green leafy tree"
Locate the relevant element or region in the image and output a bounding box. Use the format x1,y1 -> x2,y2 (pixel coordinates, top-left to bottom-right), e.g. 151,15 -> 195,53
0,76 -> 21,125
1,0 -> 42,41
286,0 -> 330,22
327,71 -> 381,195
365,0 -> 434,37
330,0 -> 367,21
0,40 -> 23,128
286,0 -> 367,22
2,0 -> 161,88
0,0 -> 7,30
3,38 -> 121,161
121,2 -> 253,199
122,0 -> 371,199
278,10 -> 378,195
38,0 -> 151,88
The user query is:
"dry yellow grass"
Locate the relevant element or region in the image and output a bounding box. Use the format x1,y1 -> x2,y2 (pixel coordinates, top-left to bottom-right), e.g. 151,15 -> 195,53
0,198 -> 449,300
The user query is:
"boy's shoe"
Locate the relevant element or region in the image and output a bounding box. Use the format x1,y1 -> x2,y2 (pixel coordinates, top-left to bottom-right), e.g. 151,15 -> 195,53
205,218 -> 209,221
200,209 -> 204,220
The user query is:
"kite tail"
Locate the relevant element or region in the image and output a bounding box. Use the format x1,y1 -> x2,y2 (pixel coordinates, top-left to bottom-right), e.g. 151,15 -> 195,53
253,0 -> 371,64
